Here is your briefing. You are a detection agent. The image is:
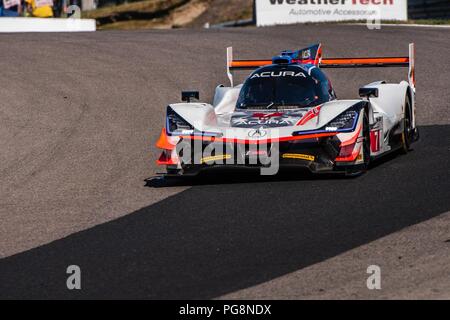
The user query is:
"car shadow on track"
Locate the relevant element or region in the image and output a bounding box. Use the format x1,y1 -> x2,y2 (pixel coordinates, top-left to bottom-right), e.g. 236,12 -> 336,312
145,169 -> 341,188
0,125 -> 449,299
145,149 -> 405,188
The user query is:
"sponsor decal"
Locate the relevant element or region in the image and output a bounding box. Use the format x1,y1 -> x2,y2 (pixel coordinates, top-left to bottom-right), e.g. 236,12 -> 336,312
246,150 -> 269,156
250,71 -> 306,79
257,0 -> 406,26
302,49 -> 311,60
232,110 -> 304,128
282,153 -> 315,161
200,154 -> 232,164
248,128 -> 268,138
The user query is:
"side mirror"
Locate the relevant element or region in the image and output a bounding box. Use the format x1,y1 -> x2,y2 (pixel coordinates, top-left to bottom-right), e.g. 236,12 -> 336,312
359,87 -> 378,98
182,91 -> 199,103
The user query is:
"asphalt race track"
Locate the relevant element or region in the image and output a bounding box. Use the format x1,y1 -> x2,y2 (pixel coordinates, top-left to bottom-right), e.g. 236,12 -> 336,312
0,25 -> 449,299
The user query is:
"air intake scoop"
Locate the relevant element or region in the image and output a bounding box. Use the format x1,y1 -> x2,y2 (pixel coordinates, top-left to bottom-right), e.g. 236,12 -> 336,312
272,55 -> 292,65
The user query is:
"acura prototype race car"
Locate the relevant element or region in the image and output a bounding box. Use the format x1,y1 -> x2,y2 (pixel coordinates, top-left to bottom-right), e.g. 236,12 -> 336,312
156,43 -> 419,176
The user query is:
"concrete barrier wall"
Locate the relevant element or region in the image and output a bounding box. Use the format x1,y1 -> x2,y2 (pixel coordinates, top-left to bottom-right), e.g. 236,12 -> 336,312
0,17 -> 96,32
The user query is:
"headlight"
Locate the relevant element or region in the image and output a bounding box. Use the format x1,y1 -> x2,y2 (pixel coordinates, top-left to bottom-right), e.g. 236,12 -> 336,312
166,107 -> 194,135
325,109 -> 358,131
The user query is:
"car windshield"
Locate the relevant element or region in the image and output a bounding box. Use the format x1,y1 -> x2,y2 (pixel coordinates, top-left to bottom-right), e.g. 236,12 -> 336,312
236,67 -> 329,109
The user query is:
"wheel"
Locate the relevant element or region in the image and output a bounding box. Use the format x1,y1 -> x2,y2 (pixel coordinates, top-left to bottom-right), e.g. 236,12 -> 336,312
401,95 -> 413,154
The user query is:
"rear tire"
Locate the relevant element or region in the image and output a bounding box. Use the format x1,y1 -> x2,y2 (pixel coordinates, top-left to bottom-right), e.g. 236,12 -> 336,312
361,111 -> 371,170
401,95 -> 413,154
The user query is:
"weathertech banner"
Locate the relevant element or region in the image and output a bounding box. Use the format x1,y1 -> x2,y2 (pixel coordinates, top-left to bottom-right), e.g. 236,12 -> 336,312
256,0 -> 408,26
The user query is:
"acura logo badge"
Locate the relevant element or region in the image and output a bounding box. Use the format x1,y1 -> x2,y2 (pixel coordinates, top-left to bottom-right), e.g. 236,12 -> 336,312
248,128 -> 268,138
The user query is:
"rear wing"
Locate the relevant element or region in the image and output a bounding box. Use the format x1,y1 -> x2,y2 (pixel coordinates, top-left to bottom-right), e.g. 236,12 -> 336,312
226,43 -> 415,91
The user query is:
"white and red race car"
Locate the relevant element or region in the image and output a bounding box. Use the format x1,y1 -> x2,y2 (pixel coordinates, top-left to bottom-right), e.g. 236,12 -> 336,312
156,43 -> 419,176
